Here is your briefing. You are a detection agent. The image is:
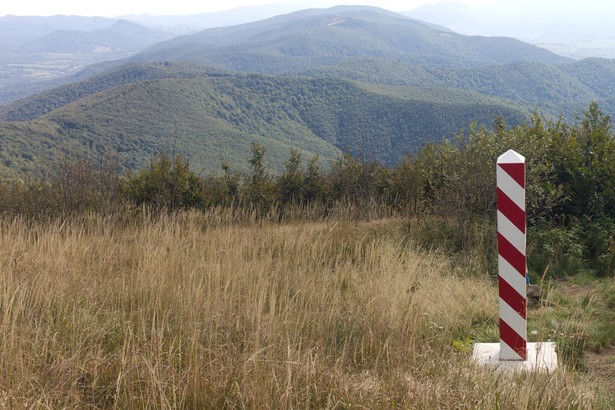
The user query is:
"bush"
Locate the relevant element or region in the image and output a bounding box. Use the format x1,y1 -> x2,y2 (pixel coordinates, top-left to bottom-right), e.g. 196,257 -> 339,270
528,221 -> 585,278
126,153 -> 205,210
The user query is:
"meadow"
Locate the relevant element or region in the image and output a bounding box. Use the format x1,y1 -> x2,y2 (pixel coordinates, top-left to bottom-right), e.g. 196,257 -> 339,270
0,209 -> 612,408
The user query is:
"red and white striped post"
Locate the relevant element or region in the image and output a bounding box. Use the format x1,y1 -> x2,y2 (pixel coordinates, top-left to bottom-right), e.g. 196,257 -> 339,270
497,149 -> 527,361
473,150 -> 556,371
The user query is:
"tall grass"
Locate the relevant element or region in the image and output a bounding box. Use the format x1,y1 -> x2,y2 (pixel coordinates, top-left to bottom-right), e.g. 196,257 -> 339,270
0,211 -> 610,408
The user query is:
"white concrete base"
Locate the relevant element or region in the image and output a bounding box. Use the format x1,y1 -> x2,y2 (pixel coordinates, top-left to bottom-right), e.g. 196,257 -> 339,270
472,342 -> 558,373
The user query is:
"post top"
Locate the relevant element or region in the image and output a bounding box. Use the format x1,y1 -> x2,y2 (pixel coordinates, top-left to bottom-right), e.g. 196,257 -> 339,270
498,149 -> 525,164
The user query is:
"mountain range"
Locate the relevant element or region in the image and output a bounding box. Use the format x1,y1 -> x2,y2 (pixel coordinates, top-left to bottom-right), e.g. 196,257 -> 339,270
130,6 -> 570,70
1,6 -> 614,179
0,16 -> 174,104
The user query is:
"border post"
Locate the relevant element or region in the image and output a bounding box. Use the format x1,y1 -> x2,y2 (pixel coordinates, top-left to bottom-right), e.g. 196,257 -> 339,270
473,149 -> 556,372
496,149 -> 527,360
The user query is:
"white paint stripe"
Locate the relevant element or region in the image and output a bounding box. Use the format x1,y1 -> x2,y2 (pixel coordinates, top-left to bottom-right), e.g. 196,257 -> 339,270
499,297 -> 527,340
499,339 -> 524,361
497,149 -> 525,164
497,166 -> 525,211
498,256 -> 527,298
497,211 -> 526,255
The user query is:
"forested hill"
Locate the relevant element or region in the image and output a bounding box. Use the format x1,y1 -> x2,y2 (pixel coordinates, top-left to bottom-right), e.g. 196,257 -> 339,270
169,4 -> 602,120
0,62 -> 527,178
4,6 -> 615,179
43,6 -> 615,120
130,6 -> 570,72
307,57 -> 615,119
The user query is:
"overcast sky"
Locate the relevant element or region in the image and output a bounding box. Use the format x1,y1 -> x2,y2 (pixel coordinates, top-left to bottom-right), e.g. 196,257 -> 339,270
0,0 -> 416,16
0,0 -> 579,17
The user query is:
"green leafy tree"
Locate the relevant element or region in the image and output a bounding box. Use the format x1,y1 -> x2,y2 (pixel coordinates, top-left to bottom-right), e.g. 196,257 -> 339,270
302,155 -> 326,203
277,148 -> 305,205
245,142 -> 274,207
127,153 -> 204,210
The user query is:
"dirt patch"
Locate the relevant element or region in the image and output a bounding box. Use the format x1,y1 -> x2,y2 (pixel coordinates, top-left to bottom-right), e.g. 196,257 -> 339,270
547,279 -> 615,394
584,344 -> 615,393
549,280 -> 595,302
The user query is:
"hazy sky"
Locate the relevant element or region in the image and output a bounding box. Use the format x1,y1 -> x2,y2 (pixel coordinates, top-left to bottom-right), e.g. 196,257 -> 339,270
0,0 -> 515,17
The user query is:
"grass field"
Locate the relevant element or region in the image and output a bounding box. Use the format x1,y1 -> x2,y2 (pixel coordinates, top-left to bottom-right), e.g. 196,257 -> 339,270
0,210 -> 613,408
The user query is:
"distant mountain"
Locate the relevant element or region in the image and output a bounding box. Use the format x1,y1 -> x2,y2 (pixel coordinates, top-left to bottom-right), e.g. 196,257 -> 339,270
102,19 -> 174,47
126,3 -> 305,34
0,17 -> 175,104
0,62 -> 527,178
21,31 -> 101,53
0,5 -> 572,106
129,5 -> 570,72
0,15 -> 114,48
21,20 -> 173,53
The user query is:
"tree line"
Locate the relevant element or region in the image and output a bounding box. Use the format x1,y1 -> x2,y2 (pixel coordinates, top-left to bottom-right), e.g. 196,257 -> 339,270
1,103 -> 613,276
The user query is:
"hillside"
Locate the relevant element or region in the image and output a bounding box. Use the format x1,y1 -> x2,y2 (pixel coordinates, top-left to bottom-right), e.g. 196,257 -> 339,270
118,6 -> 615,120
0,62 -> 527,178
131,6 -> 570,72
306,57 -> 615,118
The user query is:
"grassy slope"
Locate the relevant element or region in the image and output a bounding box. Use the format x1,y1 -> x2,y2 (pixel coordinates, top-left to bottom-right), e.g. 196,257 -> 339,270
0,212 -> 612,408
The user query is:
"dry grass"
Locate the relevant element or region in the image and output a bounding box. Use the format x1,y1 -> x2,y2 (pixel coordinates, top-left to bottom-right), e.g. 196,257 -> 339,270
0,210 -> 611,408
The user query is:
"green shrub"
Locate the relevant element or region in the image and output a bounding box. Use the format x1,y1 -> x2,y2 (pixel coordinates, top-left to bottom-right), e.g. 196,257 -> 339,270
126,153 -> 205,210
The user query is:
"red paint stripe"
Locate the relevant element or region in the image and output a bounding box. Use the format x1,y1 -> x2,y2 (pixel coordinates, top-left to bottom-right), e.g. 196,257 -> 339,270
497,188 -> 526,233
499,276 -> 526,319
498,232 -> 526,276
500,318 -> 527,360
498,163 -> 525,188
